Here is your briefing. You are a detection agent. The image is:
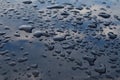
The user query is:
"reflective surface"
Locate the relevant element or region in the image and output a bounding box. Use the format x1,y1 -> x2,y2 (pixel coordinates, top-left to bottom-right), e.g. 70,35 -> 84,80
0,0 -> 120,80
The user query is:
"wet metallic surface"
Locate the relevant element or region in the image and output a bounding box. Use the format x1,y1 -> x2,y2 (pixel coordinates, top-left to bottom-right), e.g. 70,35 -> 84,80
0,0 -> 120,80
